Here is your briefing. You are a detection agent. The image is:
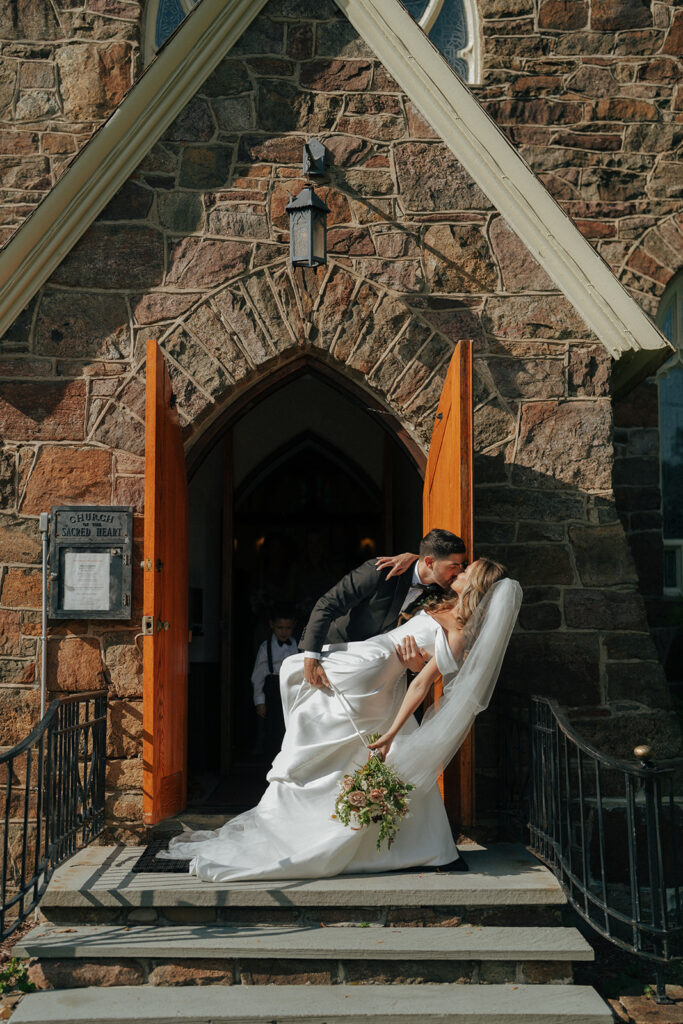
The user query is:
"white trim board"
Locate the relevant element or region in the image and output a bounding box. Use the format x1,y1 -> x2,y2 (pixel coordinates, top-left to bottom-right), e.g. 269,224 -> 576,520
0,0 -> 671,363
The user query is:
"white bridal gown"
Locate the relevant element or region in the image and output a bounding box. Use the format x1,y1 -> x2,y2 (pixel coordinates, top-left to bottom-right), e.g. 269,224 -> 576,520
164,611 -> 461,882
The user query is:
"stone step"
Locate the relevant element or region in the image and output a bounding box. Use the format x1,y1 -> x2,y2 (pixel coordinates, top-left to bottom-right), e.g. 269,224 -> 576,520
16,922 -> 594,962
39,843 -> 566,929
9,983 -> 612,1023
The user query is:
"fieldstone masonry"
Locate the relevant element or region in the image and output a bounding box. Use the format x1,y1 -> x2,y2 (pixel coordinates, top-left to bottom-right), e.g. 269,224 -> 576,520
0,0 -> 681,837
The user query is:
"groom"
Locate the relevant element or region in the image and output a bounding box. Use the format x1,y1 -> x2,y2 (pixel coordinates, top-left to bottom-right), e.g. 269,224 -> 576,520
300,528 -> 467,690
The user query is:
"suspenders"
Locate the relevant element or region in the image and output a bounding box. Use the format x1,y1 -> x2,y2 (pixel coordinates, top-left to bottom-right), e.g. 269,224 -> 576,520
267,635 -> 275,677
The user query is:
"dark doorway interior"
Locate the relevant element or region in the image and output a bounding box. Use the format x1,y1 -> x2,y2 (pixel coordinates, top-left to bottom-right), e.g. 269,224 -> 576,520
186,371 -> 422,812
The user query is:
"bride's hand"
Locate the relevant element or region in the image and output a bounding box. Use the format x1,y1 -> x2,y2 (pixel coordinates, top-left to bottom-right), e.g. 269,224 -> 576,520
368,734 -> 393,761
396,636 -> 430,674
375,553 -> 418,579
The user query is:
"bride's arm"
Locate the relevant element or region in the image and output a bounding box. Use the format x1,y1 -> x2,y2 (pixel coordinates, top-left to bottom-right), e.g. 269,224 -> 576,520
367,657 -> 440,760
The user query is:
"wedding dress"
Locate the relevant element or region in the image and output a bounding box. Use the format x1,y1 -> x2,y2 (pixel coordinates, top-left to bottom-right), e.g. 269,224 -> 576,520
163,578 -> 522,883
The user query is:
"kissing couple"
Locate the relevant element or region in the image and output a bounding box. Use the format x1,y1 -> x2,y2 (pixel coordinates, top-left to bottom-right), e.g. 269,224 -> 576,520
163,529 -> 522,880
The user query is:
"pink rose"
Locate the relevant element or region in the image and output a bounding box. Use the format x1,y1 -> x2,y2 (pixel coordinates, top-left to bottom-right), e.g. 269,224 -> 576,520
348,791 -> 367,807
369,789 -> 383,802
343,778 -> 354,791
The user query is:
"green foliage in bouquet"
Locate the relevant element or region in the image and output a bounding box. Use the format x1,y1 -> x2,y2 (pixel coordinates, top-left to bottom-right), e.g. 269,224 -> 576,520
332,734 -> 415,851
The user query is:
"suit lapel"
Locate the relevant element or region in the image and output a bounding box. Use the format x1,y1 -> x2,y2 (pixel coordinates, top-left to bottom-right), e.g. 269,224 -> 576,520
383,572 -> 413,632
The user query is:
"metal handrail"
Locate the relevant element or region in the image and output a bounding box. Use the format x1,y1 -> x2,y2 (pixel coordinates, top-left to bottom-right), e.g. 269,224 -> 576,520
1,689 -> 107,941
528,696 -> 682,1004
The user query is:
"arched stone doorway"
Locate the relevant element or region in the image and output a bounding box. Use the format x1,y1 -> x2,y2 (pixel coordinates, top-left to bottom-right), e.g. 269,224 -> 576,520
184,355 -> 424,811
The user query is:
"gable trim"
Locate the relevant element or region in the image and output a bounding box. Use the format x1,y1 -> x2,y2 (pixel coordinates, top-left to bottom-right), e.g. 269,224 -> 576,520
338,0 -> 668,359
0,0 -> 270,339
0,0 -> 671,363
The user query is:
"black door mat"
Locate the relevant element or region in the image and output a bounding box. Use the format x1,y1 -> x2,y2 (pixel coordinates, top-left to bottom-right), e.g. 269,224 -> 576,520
130,842 -> 467,876
130,838 -> 191,874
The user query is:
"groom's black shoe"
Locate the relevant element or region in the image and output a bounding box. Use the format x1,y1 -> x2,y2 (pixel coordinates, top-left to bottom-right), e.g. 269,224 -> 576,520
436,853 -> 469,872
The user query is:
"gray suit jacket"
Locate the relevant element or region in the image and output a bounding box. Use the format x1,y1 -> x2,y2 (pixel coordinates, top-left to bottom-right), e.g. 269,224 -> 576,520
299,559 -> 414,655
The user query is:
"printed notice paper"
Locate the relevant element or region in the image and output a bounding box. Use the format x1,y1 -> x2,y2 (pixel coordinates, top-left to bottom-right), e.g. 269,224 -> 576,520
63,552 -> 111,611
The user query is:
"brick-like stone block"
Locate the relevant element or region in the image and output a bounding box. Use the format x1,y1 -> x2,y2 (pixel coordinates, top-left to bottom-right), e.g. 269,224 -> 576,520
107,699 -> 143,758
105,791 -> 142,821
92,403 -> 145,457
106,756 -> 142,791
36,290 -> 130,360
53,224 -> 164,290
0,381 -> 86,442
514,401 -> 612,490
564,589 -> 646,630
592,0 -> 651,32
148,960 -> 235,986
568,344 -> 610,397
0,513 -> 41,564
28,959 -> 144,991
240,959 -> 333,985
569,523 -> 639,587
489,217 -> 553,291
424,224 -> 497,293
538,0 -> 588,30
47,636 -> 106,693
22,447 -> 112,513
0,688 -> 41,746
606,661 -> 671,707
56,43 -> 131,121
395,142 -> 491,211
1,567 -> 42,609
102,634 -> 142,698
166,237 -> 251,287
503,632 -> 601,705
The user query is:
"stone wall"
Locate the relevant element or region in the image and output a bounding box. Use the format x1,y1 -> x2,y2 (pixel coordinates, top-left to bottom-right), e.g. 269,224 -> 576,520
0,0 -> 681,837
0,0 -> 141,245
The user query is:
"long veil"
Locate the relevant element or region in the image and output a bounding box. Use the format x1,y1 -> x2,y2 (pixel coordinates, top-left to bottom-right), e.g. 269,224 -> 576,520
388,577 -> 523,788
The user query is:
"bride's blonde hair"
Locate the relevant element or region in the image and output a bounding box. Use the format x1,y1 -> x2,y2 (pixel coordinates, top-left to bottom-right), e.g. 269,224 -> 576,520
428,558 -> 507,628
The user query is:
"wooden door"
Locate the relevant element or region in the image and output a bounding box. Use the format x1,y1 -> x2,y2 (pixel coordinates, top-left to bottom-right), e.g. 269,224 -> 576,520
423,339 -> 474,825
142,339 -> 189,825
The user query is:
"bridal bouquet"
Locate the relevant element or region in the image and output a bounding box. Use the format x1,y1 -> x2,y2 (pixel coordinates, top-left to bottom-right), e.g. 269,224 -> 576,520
332,736 -> 415,851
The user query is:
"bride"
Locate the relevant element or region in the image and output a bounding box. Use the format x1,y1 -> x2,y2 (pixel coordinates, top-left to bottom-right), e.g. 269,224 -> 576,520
163,559 -> 522,882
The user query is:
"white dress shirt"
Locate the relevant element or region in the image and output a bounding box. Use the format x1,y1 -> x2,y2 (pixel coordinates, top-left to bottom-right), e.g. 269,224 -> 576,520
399,561 -> 429,613
251,634 -> 298,706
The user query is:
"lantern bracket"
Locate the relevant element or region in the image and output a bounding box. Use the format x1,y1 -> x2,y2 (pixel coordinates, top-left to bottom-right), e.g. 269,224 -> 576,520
303,138 -> 326,176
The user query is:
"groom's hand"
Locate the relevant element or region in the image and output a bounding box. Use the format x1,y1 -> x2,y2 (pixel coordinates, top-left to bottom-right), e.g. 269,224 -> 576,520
396,635 -> 429,674
304,657 -> 331,689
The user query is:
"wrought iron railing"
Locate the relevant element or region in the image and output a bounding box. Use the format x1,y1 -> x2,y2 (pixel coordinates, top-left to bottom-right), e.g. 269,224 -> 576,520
1,690 -> 107,941
528,696 -> 682,1003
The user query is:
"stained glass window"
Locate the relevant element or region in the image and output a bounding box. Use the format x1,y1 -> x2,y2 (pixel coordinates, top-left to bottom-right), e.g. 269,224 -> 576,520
657,274 -> 683,593
146,0 -> 198,63
403,0 -> 477,82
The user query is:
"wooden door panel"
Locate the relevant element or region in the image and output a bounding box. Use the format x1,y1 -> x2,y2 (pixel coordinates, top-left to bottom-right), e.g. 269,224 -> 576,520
143,339 -> 189,825
423,339 -> 474,826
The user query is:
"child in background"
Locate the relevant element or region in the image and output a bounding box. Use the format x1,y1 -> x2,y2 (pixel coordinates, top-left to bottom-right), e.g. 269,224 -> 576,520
251,608 -> 297,758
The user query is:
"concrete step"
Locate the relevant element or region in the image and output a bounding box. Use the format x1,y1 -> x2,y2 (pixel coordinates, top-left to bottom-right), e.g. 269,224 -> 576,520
39,843 -> 566,929
16,922 -> 594,962
9,983 -> 612,1023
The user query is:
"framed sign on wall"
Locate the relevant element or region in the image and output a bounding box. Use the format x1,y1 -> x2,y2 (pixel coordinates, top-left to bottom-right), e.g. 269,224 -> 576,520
49,506 -> 134,620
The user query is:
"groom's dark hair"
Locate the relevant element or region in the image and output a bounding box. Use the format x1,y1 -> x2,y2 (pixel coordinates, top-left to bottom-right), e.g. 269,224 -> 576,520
419,528 -> 466,559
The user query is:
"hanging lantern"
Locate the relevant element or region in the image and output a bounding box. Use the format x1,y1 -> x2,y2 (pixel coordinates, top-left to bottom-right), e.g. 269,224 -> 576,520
286,185 -> 330,268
